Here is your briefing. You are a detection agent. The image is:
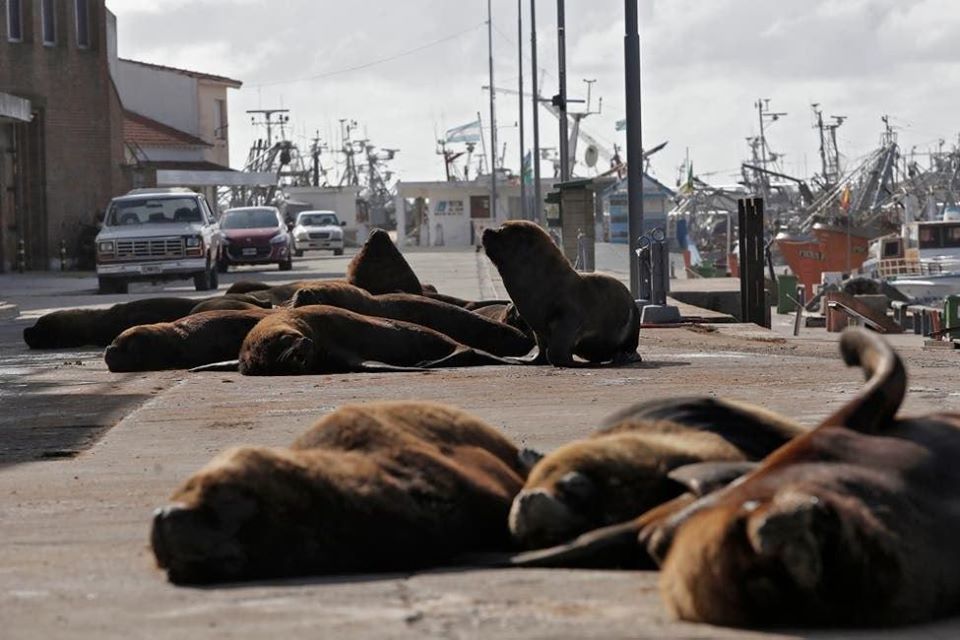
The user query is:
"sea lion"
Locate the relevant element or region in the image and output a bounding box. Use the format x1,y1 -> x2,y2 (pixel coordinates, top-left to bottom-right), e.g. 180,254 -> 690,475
104,308 -> 274,372
471,302 -> 534,339
508,396 -> 805,552
346,228 -> 422,294
189,294 -> 271,313
419,290 -> 510,311
223,280 -> 346,306
150,401 -> 530,584
645,328 -> 960,627
24,297 -> 207,349
481,220 -> 641,366
290,282 -> 534,357
238,305 -> 517,375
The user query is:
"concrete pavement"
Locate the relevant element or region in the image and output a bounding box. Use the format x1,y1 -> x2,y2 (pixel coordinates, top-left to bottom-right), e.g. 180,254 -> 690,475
2,247 -> 960,639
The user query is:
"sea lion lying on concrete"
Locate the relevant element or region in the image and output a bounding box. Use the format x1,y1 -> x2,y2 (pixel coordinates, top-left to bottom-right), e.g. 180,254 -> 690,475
346,228 -> 422,294
104,308 -> 274,372
471,302 -> 534,339
151,401 -> 530,584
188,294 -> 271,313
482,220 -> 640,366
238,305 -> 518,375
290,282 -> 534,357
224,280 -> 346,306
23,295 -> 269,349
644,328 -> 960,627
508,396 -> 805,553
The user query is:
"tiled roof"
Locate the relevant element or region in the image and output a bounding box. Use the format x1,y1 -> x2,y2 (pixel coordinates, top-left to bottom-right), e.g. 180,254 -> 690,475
124,111 -> 211,148
119,58 -> 243,88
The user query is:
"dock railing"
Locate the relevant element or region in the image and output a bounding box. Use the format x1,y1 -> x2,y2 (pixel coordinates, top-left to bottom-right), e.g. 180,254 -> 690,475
876,259 -> 946,278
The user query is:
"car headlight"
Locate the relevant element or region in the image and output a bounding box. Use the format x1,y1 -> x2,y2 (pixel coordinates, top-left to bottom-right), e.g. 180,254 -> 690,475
185,236 -> 202,248
270,232 -> 289,245
296,231 -> 309,240
98,241 -> 115,253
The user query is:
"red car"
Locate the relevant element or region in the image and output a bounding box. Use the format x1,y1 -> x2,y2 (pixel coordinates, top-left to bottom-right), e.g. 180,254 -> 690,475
218,206 -> 293,272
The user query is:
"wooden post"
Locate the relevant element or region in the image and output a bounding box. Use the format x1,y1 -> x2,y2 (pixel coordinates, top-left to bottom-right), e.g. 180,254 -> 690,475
738,197 -> 768,327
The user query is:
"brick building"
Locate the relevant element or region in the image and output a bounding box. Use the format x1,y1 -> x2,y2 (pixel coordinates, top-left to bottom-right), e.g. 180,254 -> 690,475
0,0 -> 126,271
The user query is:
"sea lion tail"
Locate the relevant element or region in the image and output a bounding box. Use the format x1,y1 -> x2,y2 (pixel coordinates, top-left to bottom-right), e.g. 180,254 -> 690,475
820,327 -> 906,433
188,360 -> 241,373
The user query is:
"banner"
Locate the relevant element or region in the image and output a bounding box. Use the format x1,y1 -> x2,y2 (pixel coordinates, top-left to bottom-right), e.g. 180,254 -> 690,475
445,119 -> 482,144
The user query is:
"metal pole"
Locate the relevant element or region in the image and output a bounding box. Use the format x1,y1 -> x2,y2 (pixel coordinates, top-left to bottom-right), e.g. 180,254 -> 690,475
518,0 -> 526,220
557,0 -> 570,182
757,99 -> 768,198
487,0 -> 498,219
530,0 -> 543,223
624,0 -> 644,296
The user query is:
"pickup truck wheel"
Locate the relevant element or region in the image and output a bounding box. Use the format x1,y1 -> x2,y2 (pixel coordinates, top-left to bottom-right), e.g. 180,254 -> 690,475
193,265 -> 215,291
334,248 -> 344,256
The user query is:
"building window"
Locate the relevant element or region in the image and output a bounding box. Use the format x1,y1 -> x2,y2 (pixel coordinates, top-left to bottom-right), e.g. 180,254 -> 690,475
75,0 -> 89,48
7,0 -> 23,42
41,0 -> 56,45
214,99 -> 228,140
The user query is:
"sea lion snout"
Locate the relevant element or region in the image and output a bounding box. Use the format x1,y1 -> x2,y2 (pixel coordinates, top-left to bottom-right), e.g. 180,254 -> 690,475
509,487 -> 587,548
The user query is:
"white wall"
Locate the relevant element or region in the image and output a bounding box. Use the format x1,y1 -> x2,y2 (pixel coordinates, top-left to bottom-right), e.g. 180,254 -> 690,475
197,81 -> 230,166
283,186 -> 362,230
115,61 -> 199,136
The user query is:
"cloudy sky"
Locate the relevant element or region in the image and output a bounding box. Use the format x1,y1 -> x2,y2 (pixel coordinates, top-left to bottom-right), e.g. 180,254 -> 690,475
107,0 -> 960,189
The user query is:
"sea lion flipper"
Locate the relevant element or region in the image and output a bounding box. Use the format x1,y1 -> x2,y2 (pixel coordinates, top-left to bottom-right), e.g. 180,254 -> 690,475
667,461 -> 758,497
357,361 -> 430,373
189,360 -> 241,373
820,327 -> 906,433
518,447 -> 544,472
509,519 -> 646,569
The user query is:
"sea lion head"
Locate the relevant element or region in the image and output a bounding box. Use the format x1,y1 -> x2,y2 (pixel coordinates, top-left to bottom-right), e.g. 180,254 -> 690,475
151,446 -> 330,584
105,324 -> 182,372
509,435 -> 687,549
23,309 -> 96,349
239,326 -> 316,376
482,220 -> 553,265
653,484 -> 870,627
347,229 -> 422,294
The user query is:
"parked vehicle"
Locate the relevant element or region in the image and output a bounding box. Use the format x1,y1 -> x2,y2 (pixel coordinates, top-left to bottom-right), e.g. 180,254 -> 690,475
218,206 -> 293,272
291,210 -> 346,256
95,188 -> 222,294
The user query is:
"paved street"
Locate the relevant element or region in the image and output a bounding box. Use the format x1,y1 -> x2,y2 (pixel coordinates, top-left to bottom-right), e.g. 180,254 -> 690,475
2,248 -> 960,639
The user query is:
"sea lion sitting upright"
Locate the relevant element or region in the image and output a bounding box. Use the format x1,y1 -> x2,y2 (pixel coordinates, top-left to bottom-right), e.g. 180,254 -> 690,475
238,305 -> 517,375
150,401 -> 530,584
508,396 -> 805,553
291,282 -> 533,357
104,308 -> 273,372
644,328 -> 960,627
346,229 -> 422,294
482,221 -> 640,366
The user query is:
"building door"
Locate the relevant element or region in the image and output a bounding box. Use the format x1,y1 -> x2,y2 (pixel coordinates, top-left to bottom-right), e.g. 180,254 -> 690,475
9,113 -> 47,269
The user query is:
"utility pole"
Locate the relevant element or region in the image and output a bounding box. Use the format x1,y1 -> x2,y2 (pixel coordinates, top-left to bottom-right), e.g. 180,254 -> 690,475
518,0 -> 527,220
530,0 -> 543,223
755,98 -> 787,200
556,0 -> 570,182
487,0 -> 498,219
247,108 -> 290,148
624,0 -> 644,296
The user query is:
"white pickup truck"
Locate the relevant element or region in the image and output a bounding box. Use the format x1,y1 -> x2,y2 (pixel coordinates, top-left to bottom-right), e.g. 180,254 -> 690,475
95,188 -> 223,294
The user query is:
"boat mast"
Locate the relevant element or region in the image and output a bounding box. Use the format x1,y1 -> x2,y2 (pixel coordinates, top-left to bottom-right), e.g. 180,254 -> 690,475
530,0 -> 542,223
487,0 -> 498,219
517,0 -> 526,220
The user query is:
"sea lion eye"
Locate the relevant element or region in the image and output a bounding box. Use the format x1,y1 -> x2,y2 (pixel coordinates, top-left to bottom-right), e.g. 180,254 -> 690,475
555,471 -> 597,507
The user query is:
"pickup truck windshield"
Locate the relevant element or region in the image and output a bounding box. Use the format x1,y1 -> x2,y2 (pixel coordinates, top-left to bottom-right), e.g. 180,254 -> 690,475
298,214 -> 338,226
222,209 -> 280,229
106,197 -> 203,225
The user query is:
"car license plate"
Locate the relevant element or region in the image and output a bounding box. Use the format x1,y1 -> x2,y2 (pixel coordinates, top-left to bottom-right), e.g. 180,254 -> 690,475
242,248 -> 257,256
141,264 -> 162,274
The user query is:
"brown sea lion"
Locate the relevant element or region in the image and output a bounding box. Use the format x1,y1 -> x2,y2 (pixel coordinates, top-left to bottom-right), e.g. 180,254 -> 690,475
104,308 -> 274,372
223,280 -> 346,306
238,305 -> 517,375
508,396 -> 805,553
419,290 -> 510,311
471,302 -> 534,339
224,281 -> 273,295
290,282 -> 534,357
189,293 -> 271,313
481,220 -> 641,366
24,297 -> 207,349
643,328 -> 960,627
150,401 -> 530,584
346,228 -> 422,294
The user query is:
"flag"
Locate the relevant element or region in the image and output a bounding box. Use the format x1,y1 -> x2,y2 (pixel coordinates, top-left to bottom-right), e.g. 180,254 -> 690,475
522,150 -> 533,185
839,185 -> 851,213
445,119 -> 482,144
615,118 -> 627,132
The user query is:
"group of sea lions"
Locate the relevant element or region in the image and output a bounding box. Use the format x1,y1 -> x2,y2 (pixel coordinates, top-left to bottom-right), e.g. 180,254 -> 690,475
151,326 -> 960,629
23,223 -> 641,374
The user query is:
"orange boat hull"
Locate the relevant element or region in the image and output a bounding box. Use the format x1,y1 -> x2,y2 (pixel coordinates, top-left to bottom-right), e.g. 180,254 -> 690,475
777,227 -> 869,298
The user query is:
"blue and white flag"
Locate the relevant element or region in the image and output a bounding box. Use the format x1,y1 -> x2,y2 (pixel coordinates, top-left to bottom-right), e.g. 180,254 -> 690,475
445,119 -> 482,144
